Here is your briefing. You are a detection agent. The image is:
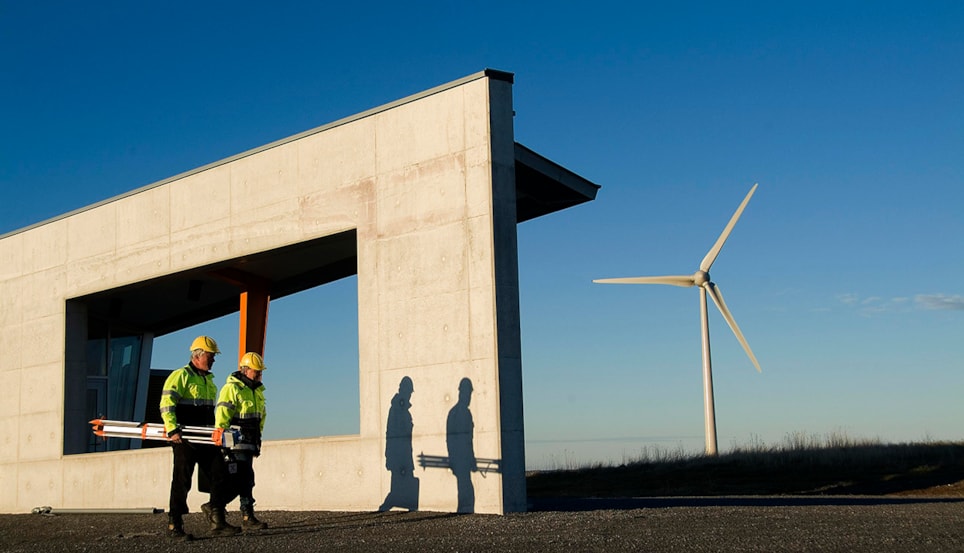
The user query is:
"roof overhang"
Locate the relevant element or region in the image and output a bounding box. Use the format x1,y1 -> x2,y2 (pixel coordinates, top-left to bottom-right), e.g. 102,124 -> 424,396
514,143 -> 599,222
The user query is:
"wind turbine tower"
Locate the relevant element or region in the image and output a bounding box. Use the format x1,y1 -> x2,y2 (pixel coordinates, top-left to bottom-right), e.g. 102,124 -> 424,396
594,184 -> 762,456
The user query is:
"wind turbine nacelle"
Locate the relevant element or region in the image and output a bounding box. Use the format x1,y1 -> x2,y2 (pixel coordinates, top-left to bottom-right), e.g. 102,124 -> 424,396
693,270 -> 710,286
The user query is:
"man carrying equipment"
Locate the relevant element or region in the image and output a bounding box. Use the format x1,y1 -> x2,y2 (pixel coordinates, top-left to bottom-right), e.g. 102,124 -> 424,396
160,335 -> 239,538
216,351 -> 268,530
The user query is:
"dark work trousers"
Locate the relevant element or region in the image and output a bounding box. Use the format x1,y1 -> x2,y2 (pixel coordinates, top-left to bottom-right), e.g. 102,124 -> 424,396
224,452 -> 256,509
168,441 -> 229,517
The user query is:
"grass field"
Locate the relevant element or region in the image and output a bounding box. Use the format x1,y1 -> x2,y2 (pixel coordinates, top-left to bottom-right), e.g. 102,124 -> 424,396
526,434 -> 964,498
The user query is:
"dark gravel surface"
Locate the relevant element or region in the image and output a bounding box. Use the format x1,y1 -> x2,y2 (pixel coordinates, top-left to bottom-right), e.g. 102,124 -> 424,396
4,497 -> 964,552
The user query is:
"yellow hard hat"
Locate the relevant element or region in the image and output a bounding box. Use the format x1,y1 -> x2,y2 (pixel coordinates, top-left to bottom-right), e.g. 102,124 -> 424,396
189,336 -> 221,354
239,352 -> 266,371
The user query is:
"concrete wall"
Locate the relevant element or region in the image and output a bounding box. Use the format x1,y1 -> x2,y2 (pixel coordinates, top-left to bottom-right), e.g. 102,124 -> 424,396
0,72 -> 527,514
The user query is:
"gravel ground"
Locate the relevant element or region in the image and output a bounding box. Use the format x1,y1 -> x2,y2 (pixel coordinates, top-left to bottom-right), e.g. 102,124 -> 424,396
3,497 -> 964,553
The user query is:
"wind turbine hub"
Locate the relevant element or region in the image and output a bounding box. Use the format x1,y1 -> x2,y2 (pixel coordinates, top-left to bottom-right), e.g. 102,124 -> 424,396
694,270 -> 710,286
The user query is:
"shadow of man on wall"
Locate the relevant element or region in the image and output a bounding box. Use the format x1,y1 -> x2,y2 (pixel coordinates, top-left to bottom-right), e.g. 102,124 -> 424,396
379,376 -> 419,511
446,377 -> 478,513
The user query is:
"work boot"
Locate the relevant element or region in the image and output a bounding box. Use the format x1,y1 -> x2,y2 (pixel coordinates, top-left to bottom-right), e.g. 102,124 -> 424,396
167,514 -> 194,540
241,506 -> 268,530
210,506 -> 241,536
200,502 -> 216,530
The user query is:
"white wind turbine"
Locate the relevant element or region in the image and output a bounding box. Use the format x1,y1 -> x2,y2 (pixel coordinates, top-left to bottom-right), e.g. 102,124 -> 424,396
594,183 -> 762,456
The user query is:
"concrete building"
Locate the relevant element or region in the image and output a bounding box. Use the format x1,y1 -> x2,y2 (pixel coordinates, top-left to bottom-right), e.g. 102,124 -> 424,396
0,69 -> 598,515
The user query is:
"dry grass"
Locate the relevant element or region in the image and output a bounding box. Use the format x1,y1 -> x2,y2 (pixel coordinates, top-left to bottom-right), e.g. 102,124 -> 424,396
526,433 -> 964,498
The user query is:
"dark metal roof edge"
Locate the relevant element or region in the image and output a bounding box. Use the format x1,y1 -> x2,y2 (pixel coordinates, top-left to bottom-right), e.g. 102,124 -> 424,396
514,142 -> 601,199
1,69 -> 515,240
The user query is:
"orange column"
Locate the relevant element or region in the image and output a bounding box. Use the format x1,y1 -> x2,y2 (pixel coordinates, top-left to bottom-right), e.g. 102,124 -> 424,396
238,284 -> 270,361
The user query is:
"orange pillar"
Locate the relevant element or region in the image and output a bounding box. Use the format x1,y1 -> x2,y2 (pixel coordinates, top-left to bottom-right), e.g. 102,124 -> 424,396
238,284 -> 270,362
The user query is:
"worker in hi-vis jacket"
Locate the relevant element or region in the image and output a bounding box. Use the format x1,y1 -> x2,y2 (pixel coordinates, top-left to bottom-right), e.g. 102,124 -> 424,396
160,335 -> 239,539
216,351 -> 268,530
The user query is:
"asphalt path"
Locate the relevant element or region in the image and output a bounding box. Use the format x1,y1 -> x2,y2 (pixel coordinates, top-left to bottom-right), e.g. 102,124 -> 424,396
3,496 -> 964,552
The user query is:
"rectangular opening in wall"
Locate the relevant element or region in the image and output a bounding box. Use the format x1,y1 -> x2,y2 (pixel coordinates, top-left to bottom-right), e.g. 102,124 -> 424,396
64,229 -> 360,454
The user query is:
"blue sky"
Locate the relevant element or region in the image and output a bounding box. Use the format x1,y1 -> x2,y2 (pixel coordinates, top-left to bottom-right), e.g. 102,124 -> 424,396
2,2 -> 962,469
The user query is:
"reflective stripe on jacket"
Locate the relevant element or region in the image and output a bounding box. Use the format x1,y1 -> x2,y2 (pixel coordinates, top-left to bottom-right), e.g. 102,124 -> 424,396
159,363 -> 218,434
215,371 -> 266,452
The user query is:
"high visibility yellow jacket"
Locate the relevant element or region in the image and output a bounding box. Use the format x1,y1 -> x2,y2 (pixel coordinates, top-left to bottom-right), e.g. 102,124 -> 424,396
159,363 -> 218,435
215,371 -> 266,453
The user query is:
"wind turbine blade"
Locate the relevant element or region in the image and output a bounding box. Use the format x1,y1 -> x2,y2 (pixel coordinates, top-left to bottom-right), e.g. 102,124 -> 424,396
704,282 -> 762,372
699,183 -> 758,272
594,275 -> 696,287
